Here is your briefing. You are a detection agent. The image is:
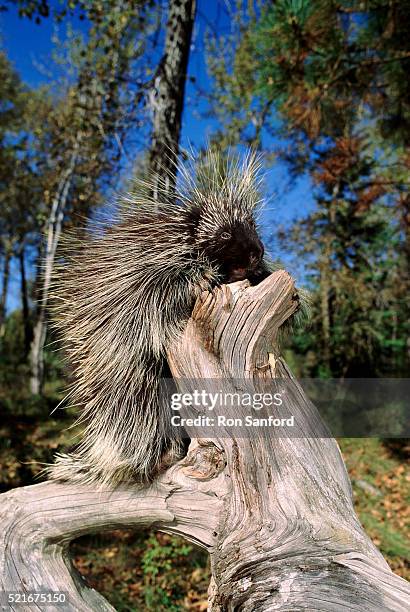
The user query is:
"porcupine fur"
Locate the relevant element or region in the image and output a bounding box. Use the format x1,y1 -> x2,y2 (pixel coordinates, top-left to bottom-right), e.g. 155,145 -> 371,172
48,149 -> 271,487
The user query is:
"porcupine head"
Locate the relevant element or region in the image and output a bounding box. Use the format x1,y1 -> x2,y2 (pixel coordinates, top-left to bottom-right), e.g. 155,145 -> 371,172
48,149 -> 270,488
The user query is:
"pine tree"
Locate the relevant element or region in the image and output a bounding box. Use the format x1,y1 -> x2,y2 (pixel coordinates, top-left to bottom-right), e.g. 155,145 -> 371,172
206,0 -> 410,376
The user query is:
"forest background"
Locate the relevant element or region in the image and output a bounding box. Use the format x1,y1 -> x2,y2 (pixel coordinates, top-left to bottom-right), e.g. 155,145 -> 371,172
0,1 -> 409,610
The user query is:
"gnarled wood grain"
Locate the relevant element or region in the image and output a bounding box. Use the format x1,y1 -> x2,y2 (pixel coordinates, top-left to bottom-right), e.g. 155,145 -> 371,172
0,271 -> 409,611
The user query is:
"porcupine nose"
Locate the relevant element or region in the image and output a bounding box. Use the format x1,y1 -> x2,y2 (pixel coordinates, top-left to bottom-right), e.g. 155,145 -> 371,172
249,243 -> 264,269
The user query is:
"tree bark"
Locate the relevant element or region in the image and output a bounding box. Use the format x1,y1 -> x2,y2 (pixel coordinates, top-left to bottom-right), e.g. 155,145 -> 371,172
18,245 -> 32,357
400,192 -> 410,371
148,0 -> 196,197
0,247 -> 11,336
0,271 -> 409,610
319,247 -> 331,371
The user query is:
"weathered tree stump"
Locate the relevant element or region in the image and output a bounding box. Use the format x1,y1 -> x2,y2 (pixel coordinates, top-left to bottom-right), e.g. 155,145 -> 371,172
0,271 -> 409,611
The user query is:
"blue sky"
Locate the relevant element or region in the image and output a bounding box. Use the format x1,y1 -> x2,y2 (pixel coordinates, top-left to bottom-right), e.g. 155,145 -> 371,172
0,0 -> 314,309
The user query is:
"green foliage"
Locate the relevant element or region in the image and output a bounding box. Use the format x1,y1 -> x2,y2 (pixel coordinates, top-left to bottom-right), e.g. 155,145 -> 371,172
206,1 -> 410,378
275,129 -> 408,376
71,529 -> 209,611
0,310 -> 64,409
247,0 -> 410,143
0,51 -> 42,261
141,534 -> 196,611
142,534 -> 193,577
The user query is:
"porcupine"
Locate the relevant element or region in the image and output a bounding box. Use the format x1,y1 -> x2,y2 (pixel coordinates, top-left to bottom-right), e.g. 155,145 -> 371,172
49,149 -> 271,487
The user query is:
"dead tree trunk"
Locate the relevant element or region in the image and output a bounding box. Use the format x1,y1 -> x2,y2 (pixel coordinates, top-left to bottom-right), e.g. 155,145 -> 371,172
0,271 -> 409,611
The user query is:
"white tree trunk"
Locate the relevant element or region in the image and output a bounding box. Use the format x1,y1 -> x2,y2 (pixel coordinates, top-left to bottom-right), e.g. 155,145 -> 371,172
29,149 -> 78,395
2,271 -> 409,610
